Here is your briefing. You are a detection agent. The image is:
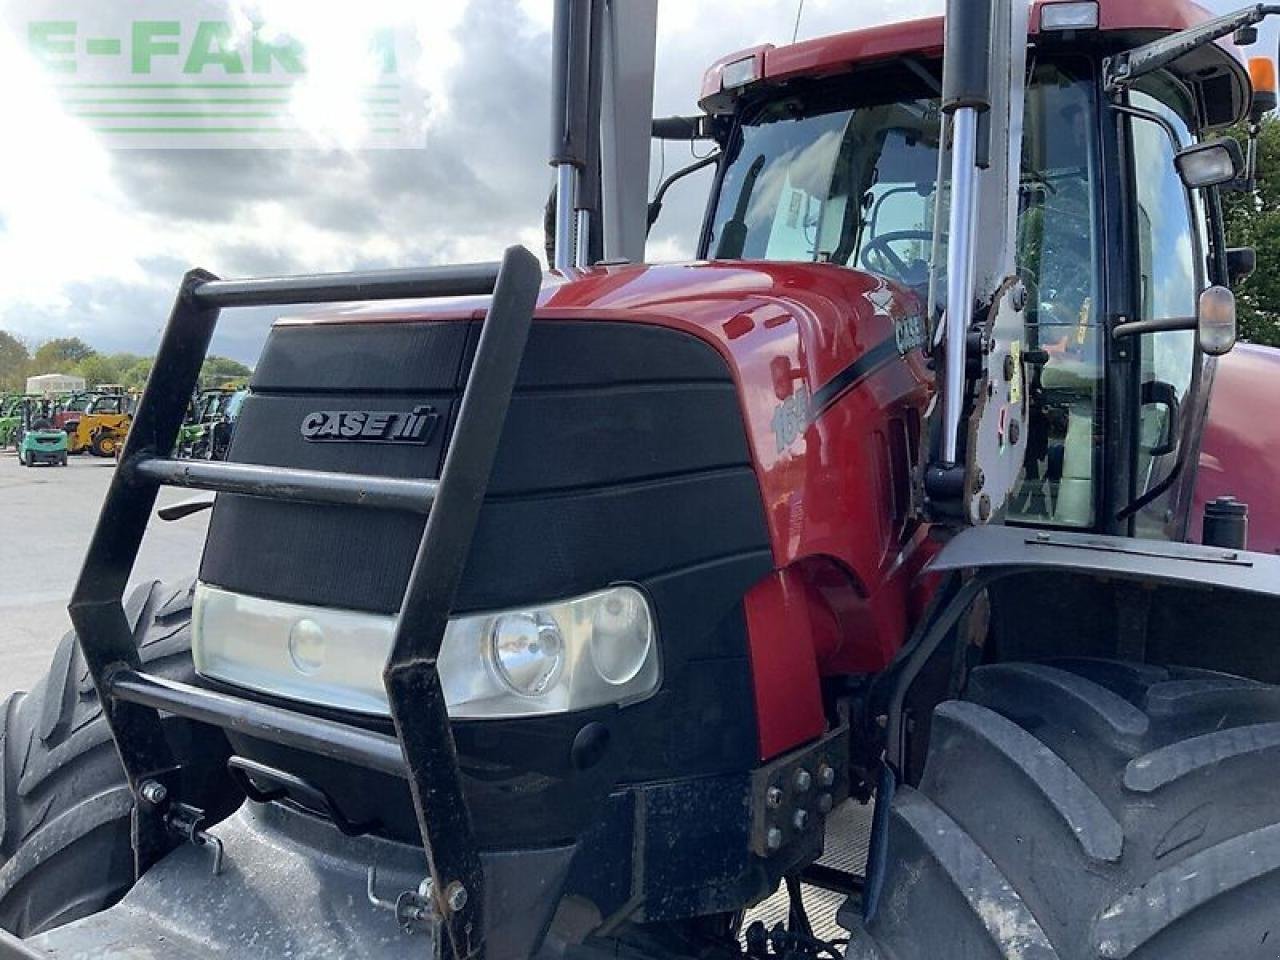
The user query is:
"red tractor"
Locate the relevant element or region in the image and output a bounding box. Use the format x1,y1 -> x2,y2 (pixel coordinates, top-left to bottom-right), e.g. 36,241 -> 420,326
4,2 -> 1280,959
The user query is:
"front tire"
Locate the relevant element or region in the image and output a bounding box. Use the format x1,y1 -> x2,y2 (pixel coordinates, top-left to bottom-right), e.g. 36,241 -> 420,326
852,660 -> 1280,960
89,430 -> 117,458
0,580 -> 236,937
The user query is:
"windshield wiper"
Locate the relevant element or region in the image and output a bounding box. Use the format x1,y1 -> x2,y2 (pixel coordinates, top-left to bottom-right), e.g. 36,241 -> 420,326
714,154 -> 767,259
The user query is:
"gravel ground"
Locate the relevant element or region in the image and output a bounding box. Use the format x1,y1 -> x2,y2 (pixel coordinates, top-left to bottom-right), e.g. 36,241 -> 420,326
0,449 -> 209,701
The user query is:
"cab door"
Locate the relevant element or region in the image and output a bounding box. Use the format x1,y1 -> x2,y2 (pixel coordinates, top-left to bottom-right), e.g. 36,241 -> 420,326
1123,83 -> 1207,540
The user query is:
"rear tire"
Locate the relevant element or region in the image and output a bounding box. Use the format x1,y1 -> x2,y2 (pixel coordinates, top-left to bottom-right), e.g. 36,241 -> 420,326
852,660 -> 1280,960
0,580 -> 236,937
89,430 -> 116,458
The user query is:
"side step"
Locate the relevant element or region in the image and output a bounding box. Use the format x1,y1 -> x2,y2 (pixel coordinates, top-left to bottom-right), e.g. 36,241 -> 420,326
66,245 -> 544,960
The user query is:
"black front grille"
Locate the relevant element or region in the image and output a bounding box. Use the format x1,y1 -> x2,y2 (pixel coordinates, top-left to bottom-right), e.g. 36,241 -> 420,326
202,319 -> 768,616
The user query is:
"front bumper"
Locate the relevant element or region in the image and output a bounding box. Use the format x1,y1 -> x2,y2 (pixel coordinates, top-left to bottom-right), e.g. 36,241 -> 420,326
15,801 -> 575,960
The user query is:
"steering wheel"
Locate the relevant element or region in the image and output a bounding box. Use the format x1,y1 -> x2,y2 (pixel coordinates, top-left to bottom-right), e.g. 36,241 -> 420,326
860,230 -> 935,283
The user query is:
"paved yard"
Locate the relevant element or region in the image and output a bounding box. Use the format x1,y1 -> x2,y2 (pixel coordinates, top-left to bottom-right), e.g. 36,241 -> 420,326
0,450 -> 209,701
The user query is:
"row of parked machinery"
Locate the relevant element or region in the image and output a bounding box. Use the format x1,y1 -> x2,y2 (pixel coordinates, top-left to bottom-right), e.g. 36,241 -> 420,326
0,383 -> 245,468
174,385 -> 247,460
0,389 -> 134,466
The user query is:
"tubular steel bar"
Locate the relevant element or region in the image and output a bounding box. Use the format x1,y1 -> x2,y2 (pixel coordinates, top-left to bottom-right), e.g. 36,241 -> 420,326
109,670 -> 407,777
69,268 -> 222,876
193,262 -> 501,308
383,245 -> 542,960
132,458 -> 439,514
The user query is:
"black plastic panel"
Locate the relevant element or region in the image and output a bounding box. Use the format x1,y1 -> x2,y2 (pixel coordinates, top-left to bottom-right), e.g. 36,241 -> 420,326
250,321 -> 470,394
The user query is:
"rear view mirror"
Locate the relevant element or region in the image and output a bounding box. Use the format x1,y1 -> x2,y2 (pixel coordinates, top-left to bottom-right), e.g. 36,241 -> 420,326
1174,138 -> 1244,189
1199,285 -> 1238,356
1141,380 -> 1180,457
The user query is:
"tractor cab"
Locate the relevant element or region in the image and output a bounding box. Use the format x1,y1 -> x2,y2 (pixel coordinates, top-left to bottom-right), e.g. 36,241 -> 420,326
683,0 -> 1267,541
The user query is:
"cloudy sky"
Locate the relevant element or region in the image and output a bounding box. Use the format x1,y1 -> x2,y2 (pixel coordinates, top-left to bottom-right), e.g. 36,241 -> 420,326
0,0 -> 1271,364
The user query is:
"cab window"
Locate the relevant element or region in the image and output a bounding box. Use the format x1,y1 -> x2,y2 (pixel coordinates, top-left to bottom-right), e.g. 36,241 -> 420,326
1127,86 -> 1202,539
1008,61 -> 1103,529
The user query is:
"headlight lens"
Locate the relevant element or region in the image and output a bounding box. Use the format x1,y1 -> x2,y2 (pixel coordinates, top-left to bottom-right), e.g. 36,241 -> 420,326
192,583 -> 659,719
590,589 -> 653,685
488,612 -> 564,697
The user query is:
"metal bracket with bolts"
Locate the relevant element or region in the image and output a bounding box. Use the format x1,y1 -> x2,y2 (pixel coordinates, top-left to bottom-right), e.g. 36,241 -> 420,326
138,779 -> 225,877
367,865 -> 443,950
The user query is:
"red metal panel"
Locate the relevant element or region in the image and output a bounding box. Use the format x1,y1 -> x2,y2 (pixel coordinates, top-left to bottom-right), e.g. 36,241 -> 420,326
742,570 -> 828,758
1193,344 -> 1280,555
699,0 -> 1229,113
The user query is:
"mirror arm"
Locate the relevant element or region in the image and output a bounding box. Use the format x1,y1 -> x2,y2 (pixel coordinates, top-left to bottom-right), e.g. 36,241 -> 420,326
647,152 -> 721,233
1112,316 -> 1197,340
1104,4 -> 1280,92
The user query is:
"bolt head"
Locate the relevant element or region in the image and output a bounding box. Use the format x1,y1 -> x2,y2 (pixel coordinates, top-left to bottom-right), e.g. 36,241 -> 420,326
817,793 -> 834,814
445,881 -> 468,913
139,781 -> 167,805
817,764 -> 836,789
765,786 -> 784,809
792,809 -> 809,831
766,827 -> 784,852
793,768 -> 812,792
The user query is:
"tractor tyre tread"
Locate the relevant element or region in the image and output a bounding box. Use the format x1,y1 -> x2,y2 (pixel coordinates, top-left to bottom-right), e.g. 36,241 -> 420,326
853,659 -> 1280,960
0,578 -> 234,938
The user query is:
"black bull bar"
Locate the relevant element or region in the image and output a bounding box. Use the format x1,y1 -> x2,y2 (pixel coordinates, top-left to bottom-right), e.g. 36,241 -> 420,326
57,246 -> 543,960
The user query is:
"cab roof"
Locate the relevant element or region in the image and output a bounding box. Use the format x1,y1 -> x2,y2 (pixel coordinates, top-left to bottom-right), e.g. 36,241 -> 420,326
700,0 -> 1251,129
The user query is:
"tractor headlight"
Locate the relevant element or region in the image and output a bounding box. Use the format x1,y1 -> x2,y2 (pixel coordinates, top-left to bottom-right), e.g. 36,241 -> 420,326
192,583 -> 659,719
488,611 -> 565,697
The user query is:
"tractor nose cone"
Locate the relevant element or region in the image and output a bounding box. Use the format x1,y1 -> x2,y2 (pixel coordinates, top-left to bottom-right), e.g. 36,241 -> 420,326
288,618 -> 327,675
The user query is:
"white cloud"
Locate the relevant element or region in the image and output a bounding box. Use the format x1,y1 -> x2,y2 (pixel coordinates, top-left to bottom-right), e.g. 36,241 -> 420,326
0,0 -> 1265,361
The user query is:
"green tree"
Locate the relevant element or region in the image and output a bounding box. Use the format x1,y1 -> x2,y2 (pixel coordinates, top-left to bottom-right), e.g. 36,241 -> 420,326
1223,117 -> 1280,347
199,355 -> 251,389
75,353 -> 125,388
0,331 -> 30,393
121,357 -> 154,391
30,337 -> 95,373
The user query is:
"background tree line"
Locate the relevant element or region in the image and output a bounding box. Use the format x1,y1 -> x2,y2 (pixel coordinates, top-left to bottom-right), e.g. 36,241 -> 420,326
1226,116 -> 1280,347
0,335 -> 249,394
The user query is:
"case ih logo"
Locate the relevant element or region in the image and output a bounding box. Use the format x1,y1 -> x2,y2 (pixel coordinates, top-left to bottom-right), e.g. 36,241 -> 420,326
300,406 -> 439,445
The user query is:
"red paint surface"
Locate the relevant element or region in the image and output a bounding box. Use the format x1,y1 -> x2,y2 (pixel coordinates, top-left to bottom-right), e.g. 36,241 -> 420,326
1193,345 -> 1280,555
700,0 -> 1234,111
287,261 -> 936,757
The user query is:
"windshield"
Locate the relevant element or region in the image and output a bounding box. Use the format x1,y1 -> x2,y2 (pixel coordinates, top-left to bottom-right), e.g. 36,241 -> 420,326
707,72 -> 941,290
707,60 -> 1105,529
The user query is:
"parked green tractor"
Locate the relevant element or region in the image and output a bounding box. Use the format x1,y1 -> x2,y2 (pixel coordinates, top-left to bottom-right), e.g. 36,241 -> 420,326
176,387 -> 243,459
0,395 -> 35,448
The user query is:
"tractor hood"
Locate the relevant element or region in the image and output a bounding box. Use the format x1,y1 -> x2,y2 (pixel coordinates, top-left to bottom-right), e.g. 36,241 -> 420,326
284,259 -> 933,485
281,260 -> 934,572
